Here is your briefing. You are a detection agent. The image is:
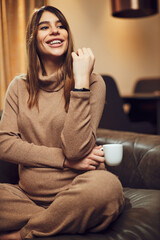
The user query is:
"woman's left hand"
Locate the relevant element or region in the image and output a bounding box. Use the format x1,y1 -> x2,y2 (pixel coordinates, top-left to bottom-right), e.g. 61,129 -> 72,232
71,48 -> 95,89
64,145 -> 105,171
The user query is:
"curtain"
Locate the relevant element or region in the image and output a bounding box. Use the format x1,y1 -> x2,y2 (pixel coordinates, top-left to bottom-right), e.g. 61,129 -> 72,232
0,0 -> 47,110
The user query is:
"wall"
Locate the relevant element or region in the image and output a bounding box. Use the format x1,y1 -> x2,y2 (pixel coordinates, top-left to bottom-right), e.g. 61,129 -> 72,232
47,0 -> 160,95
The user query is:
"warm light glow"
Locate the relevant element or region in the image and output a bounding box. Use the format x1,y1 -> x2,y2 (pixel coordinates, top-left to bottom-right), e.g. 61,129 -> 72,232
132,0 -> 139,9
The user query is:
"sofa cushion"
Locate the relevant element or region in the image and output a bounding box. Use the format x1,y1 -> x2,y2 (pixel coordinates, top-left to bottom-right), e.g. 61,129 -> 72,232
105,188 -> 160,240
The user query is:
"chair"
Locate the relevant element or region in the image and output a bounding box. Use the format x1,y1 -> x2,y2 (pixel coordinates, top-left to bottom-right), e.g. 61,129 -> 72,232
128,78 -> 160,126
134,78 -> 160,93
99,75 -> 156,134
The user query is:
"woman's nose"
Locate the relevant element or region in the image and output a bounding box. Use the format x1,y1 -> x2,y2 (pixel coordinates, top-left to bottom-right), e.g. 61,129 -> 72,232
50,26 -> 59,35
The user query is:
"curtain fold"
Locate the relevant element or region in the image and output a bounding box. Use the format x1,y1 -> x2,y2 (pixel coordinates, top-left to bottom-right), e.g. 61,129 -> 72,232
0,0 -> 47,110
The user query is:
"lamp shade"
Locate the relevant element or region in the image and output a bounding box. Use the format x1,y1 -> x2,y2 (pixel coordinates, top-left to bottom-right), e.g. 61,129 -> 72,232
111,0 -> 159,18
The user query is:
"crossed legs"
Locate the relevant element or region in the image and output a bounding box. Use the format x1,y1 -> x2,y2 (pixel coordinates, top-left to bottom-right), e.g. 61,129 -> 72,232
0,170 -> 125,239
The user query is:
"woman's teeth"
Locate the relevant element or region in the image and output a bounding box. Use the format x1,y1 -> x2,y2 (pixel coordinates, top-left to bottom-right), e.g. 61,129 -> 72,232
49,40 -> 62,45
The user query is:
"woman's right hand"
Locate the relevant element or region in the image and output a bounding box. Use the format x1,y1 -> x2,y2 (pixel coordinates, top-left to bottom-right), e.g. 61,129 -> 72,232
64,145 -> 105,171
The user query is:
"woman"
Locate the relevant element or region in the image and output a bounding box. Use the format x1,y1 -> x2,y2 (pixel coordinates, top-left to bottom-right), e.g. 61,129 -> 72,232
0,6 -> 124,240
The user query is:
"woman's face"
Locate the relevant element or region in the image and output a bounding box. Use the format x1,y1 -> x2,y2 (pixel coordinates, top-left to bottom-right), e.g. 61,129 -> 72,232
36,11 -> 68,60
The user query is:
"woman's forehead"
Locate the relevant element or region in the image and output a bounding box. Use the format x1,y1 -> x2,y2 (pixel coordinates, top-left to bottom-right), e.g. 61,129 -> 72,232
39,11 -> 60,23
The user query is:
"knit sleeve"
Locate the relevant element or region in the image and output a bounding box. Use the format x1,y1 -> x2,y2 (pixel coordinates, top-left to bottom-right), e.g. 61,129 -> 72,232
0,78 -> 64,169
61,73 -> 106,160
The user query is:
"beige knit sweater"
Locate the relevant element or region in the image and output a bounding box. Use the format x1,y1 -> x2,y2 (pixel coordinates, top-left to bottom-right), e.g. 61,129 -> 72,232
0,72 -> 106,202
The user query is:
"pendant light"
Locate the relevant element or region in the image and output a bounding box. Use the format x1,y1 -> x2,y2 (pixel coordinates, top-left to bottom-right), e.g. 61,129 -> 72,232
111,0 -> 159,18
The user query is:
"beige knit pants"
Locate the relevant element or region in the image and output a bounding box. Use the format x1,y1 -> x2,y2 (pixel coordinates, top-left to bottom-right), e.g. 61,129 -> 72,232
0,170 -> 124,239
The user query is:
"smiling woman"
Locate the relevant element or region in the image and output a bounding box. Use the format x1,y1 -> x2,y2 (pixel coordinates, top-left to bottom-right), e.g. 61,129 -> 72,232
36,11 -> 69,70
25,6 -> 74,111
0,5 -> 124,240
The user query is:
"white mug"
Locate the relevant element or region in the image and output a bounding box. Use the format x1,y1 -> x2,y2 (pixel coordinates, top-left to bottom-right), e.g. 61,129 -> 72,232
102,144 -> 123,166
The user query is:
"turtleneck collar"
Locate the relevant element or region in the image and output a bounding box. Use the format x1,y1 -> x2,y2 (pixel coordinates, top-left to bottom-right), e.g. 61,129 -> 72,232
38,71 -> 64,92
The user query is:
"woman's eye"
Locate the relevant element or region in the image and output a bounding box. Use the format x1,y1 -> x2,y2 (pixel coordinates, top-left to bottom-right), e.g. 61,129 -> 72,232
40,26 -> 49,30
57,25 -> 65,29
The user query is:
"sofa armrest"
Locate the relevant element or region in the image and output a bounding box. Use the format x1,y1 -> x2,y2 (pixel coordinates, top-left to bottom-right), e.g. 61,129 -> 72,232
96,128 -> 160,190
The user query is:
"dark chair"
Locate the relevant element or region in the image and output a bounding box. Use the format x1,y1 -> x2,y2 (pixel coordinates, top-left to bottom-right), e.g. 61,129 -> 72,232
134,78 -> 160,93
99,75 -> 156,134
129,78 -> 160,126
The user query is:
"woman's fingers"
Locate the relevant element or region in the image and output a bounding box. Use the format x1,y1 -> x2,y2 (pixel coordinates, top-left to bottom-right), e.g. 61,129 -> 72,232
71,47 -> 95,89
74,48 -> 94,59
71,52 -> 78,59
88,165 -> 97,170
88,154 -> 105,163
89,159 -> 100,166
87,48 -> 94,58
87,147 -> 105,166
77,48 -> 84,57
72,48 -> 94,60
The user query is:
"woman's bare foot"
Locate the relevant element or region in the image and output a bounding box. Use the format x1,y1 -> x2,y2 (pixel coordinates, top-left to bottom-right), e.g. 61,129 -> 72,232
0,231 -> 22,240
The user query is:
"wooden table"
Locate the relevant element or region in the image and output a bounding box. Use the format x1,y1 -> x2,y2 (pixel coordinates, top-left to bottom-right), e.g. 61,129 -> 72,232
122,93 -> 160,134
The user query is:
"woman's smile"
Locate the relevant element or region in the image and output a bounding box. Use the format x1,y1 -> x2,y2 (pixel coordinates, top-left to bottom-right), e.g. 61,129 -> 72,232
46,38 -> 64,48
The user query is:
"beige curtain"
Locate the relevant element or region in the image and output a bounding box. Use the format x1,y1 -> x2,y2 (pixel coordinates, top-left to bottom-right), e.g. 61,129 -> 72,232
0,0 -> 47,110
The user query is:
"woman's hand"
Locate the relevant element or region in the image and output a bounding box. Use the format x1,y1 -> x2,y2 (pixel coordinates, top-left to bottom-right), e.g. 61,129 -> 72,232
64,145 -> 105,171
71,48 -> 95,89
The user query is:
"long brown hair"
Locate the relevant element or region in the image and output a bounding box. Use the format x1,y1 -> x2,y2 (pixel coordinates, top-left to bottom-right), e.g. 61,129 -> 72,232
26,6 -> 74,111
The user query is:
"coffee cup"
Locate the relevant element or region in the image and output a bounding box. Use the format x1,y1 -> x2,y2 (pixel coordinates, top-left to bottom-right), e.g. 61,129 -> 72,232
101,144 -> 123,166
